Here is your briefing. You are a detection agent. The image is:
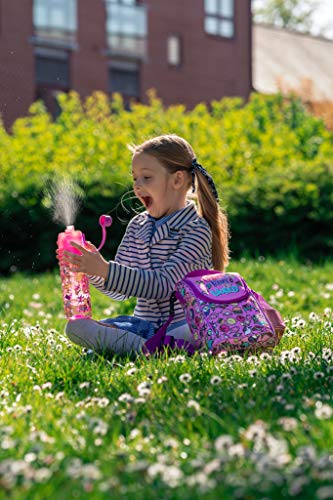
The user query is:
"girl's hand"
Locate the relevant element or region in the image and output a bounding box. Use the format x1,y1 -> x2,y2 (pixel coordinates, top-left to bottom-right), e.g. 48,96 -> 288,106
58,241 -> 109,280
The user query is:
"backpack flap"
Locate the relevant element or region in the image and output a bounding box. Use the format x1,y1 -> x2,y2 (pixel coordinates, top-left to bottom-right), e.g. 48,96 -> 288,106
178,271 -> 250,304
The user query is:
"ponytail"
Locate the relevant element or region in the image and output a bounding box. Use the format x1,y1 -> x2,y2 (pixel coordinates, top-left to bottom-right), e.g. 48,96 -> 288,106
195,170 -> 229,271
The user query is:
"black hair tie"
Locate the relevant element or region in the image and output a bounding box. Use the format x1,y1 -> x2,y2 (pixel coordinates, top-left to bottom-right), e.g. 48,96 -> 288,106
191,158 -> 219,202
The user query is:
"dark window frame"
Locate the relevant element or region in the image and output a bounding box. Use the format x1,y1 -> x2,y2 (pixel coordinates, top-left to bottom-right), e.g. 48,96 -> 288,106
204,0 -> 235,40
33,0 -> 77,45
105,0 -> 147,59
109,60 -> 140,103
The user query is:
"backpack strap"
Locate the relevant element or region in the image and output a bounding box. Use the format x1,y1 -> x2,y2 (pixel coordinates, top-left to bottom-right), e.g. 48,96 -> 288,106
142,292 -> 195,355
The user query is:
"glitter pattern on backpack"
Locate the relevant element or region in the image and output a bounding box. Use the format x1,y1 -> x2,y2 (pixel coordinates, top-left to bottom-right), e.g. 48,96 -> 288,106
175,271 -> 281,354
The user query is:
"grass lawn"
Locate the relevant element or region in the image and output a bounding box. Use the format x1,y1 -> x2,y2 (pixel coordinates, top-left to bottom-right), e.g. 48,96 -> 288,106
0,256 -> 332,499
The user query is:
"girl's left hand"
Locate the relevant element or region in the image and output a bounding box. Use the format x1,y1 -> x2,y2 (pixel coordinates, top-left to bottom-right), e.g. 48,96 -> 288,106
60,241 -> 109,280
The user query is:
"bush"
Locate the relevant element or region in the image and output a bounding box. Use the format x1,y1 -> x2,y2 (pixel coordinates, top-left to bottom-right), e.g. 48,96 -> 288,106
0,90 -> 332,274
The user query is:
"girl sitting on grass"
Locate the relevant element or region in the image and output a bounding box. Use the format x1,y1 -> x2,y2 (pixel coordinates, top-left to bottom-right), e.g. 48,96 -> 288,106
58,134 -> 229,355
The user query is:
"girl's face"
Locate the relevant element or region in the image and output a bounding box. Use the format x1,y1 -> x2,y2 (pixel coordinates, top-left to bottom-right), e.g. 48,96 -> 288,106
132,153 -> 188,219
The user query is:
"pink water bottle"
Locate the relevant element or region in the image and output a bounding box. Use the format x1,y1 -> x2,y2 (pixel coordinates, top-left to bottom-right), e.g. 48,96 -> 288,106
57,215 -> 112,320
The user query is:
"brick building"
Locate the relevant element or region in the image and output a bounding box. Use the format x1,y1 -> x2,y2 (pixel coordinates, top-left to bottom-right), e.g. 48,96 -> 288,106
0,0 -> 252,129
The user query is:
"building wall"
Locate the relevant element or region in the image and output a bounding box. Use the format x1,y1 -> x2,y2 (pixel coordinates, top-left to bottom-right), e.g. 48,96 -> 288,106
0,0 -> 252,130
71,0 -> 108,97
0,0 -> 35,128
142,0 -> 252,108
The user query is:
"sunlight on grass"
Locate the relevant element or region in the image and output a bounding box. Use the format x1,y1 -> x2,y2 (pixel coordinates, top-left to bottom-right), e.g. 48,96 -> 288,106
0,258 -> 332,499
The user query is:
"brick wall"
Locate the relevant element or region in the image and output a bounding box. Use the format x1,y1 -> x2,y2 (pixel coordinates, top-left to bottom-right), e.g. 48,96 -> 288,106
0,0 -> 34,130
71,0 -> 108,97
141,0 -> 252,107
0,0 -> 252,129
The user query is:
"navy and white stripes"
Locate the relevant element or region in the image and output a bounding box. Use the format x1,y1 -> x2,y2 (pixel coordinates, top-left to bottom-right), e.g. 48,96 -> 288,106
89,202 -> 212,328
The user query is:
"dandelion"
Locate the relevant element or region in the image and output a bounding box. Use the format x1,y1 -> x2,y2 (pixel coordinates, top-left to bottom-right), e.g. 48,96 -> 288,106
24,452 -> 38,463
229,354 -> 243,363
214,435 -> 233,452
134,397 -> 146,404
260,352 -> 272,361
93,420 -> 108,436
284,404 -> 295,411
170,355 -> 186,363
243,421 -> 267,441
247,355 -> 259,365
157,376 -> 168,384
228,443 -> 246,458
129,429 -> 140,440
137,381 -> 151,392
278,417 -> 298,431
313,372 -> 325,380
179,373 -> 192,383
287,291 -> 295,297
238,383 -> 248,389
210,375 -> 222,385
138,388 -> 151,397
79,382 -> 90,389
324,307 -> 332,317
249,369 -> 257,378
296,319 -> 306,328
126,367 -> 137,376
35,467 -> 52,483
315,403 -> 332,420
309,312 -> 319,321
165,438 -> 178,449
322,348 -> 332,361
97,398 -> 109,408
118,393 -> 134,403
187,400 -> 201,413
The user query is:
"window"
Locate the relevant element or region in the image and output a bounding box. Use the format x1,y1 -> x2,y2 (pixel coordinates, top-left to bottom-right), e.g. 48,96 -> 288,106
35,47 -> 69,119
167,35 -> 182,67
105,0 -> 147,58
35,48 -> 69,87
33,0 -> 77,44
204,0 -> 234,38
109,61 -> 140,99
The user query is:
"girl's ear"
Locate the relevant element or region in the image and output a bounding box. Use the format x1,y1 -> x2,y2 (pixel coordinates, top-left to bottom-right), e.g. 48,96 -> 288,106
173,170 -> 187,190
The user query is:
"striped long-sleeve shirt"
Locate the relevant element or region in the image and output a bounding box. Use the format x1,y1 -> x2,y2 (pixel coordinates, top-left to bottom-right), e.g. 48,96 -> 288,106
89,202 -> 212,328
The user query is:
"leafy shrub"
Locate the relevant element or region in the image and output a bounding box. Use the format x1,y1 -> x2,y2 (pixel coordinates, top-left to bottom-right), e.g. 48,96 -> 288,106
0,90 -> 332,274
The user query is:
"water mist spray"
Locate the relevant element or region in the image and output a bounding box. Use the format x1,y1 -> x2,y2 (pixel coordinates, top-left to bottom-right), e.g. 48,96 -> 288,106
47,178 -> 112,320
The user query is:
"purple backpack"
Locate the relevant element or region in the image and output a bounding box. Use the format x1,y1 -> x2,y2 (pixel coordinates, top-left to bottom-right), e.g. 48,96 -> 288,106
143,270 -> 285,355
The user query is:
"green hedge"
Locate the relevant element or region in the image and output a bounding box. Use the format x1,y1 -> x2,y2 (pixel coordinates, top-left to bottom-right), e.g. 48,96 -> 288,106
0,90 -> 332,274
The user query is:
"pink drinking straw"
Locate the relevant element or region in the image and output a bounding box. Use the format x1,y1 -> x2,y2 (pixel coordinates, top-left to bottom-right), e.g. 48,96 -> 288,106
98,215 -> 112,251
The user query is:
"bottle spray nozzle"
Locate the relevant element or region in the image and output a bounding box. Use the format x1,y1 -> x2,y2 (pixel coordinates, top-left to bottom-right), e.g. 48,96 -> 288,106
98,214 -> 113,251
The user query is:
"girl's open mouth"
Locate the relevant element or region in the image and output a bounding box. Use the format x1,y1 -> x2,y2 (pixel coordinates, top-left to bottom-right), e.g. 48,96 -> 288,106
142,196 -> 153,208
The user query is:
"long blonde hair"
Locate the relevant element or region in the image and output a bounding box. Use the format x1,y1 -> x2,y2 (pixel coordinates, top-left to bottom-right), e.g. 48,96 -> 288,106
129,134 -> 229,271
